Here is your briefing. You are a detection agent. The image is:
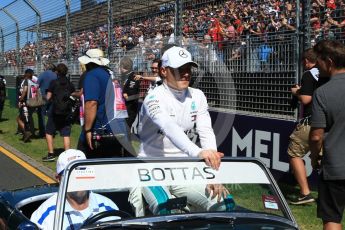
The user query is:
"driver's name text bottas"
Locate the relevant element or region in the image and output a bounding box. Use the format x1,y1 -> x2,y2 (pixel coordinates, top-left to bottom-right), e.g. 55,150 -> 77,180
138,167 -> 215,182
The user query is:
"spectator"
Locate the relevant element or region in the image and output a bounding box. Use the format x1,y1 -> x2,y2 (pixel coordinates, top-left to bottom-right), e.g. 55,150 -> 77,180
258,42 -> 273,71
208,18 -> 225,61
135,58 -> 162,94
120,57 -> 140,129
288,48 -> 321,205
126,37 -> 136,50
73,64 -> 87,127
0,75 -> 6,121
133,48 -> 156,74
42,63 -> 75,162
31,149 -> 119,229
15,74 -> 25,135
18,69 -> 37,142
310,40 -> 345,230
37,62 -> 57,138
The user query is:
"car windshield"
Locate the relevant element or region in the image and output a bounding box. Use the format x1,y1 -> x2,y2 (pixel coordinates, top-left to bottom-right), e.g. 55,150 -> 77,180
54,158 -> 295,229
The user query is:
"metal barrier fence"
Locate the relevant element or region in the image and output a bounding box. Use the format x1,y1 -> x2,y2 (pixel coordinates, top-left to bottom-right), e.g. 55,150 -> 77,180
0,0 -> 310,121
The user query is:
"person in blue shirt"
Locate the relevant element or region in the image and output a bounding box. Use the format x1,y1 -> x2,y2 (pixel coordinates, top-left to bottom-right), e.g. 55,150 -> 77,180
258,43 -> 272,71
37,63 -> 57,137
78,49 -> 134,158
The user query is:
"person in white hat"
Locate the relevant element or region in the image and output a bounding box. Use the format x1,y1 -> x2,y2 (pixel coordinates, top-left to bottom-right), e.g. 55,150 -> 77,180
132,46 -> 228,215
77,49 -> 133,158
30,149 -> 119,230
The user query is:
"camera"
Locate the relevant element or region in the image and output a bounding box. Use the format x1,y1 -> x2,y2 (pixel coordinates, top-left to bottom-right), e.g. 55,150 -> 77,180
22,104 -> 29,124
290,84 -> 299,109
91,128 -> 125,150
66,96 -> 80,124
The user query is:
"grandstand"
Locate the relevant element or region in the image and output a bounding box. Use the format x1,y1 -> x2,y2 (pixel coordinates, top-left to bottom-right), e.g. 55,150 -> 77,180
27,0 -> 174,34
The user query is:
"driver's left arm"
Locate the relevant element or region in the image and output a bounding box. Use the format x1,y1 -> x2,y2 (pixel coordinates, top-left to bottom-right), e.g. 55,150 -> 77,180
195,91 -> 229,199
195,90 -> 224,170
195,91 -> 217,150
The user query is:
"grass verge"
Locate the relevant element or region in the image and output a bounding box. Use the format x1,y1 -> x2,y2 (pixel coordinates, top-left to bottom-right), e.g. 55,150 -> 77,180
0,101 -> 80,171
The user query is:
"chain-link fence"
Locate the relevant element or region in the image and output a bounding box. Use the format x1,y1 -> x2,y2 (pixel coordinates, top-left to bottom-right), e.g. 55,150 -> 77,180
302,0 -> 345,48
1,0 -> 323,121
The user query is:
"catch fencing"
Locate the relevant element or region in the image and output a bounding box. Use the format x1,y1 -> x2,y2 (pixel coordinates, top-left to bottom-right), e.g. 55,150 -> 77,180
1,0 -> 335,121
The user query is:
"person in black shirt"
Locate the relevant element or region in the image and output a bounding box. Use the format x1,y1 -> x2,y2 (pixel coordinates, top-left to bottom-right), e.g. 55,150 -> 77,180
121,57 -> 140,129
288,48 -> 322,205
42,63 -> 75,162
0,75 -> 6,121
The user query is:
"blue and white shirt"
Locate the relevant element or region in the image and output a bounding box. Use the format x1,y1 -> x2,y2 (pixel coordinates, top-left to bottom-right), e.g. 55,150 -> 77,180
30,192 -> 118,230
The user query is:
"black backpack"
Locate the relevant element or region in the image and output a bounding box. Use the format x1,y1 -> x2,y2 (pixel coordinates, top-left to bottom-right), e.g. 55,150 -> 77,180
52,77 -> 74,116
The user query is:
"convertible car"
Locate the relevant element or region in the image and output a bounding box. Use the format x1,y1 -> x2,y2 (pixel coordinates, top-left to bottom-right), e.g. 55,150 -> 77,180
0,157 -> 299,229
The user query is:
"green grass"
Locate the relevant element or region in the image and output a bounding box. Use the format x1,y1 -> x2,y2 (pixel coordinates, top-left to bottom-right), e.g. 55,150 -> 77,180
278,183 -> 323,230
1,100 -> 344,229
0,101 -> 81,171
225,184 -> 285,217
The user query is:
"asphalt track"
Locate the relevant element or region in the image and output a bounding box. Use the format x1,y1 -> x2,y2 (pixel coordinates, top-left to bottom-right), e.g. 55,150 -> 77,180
0,145 -> 55,190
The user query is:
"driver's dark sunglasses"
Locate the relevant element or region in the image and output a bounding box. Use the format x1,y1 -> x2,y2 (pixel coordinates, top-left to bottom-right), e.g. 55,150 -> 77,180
168,65 -> 191,73
151,67 -> 158,70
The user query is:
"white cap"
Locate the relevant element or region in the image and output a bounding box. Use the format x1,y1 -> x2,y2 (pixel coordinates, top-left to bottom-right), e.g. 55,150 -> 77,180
56,149 -> 86,175
78,48 -> 110,66
161,46 -> 198,69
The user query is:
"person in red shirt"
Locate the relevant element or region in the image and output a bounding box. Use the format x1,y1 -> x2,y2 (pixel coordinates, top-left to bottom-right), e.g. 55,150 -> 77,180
208,18 -> 225,61
326,0 -> 336,10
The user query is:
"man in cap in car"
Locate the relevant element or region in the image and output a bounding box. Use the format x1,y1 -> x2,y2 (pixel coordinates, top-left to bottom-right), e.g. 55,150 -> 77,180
30,149 -> 119,229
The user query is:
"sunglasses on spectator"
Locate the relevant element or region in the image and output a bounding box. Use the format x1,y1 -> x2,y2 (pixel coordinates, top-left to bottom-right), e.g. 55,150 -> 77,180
151,67 -> 158,70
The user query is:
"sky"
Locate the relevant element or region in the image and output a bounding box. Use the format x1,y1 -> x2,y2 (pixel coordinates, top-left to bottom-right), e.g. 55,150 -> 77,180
0,0 -> 85,50
0,0 -> 14,8
0,0 -> 107,50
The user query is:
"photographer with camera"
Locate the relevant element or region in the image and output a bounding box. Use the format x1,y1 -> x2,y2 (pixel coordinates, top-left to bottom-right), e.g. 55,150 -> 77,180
288,48 -> 325,205
78,49 -> 134,158
42,63 -> 75,162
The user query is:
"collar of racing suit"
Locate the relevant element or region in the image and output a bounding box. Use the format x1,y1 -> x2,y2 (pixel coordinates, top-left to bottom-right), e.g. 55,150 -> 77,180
163,82 -> 190,102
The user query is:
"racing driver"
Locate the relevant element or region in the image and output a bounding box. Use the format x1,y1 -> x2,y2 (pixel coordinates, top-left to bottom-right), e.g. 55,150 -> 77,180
131,46 -> 229,215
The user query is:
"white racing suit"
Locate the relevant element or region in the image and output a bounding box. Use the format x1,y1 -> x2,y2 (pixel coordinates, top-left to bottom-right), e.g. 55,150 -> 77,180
129,83 -> 225,216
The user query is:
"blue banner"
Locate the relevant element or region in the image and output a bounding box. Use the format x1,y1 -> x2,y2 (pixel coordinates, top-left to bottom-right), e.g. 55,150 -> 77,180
210,111 -> 318,185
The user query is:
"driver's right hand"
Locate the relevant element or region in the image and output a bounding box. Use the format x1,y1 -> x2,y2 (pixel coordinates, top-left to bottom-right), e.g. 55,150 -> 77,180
198,150 -> 224,170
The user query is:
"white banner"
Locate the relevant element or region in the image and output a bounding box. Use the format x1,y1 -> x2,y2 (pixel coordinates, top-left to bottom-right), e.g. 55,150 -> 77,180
67,161 -> 270,192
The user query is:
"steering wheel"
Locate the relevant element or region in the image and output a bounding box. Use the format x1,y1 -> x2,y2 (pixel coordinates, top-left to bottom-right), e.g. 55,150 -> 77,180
81,210 -> 132,227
